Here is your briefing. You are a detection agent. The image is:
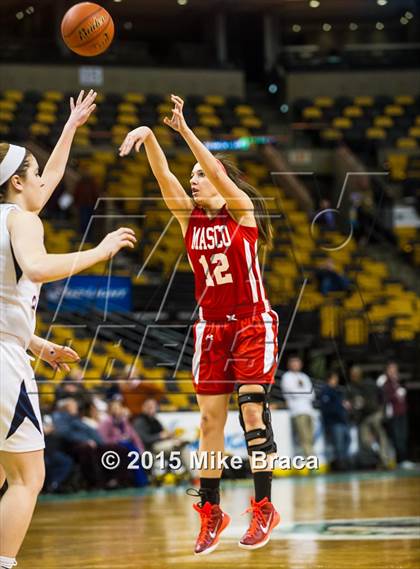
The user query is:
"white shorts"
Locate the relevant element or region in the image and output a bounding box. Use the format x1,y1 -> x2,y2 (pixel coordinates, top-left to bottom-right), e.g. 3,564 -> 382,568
0,340 -> 45,453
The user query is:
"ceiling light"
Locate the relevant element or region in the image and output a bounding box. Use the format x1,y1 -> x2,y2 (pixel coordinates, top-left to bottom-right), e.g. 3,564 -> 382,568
177,0 -> 188,5
349,22 -> 358,31
376,22 -> 384,30
322,23 -> 332,32
400,16 -> 408,25
292,24 -> 301,32
377,0 -> 387,6
268,84 -> 278,94
405,11 -> 413,19
309,1 -> 320,8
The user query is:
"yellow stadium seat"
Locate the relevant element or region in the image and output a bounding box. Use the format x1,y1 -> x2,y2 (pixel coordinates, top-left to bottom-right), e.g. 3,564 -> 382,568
231,127 -> 250,137
344,316 -> 368,346
354,96 -> 374,106
192,126 -> 211,139
333,117 -> 352,129
205,95 -> 225,106
196,104 -> 215,115
0,99 -> 16,112
303,106 -> 322,120
343,106 -> 363,118
408,127 -> 420,138
241,116 -> 262,129
374,116 -> 393,128
0,124 -> 10,135
44,90 -> 63,102
0,111 -> 13,122
321,128 -> 343,141
235,104 -> 255,117
117,113 -> 138,126
415,116 -> 420,127
314,96 -> 333,108
37,100 -> 57,113
396,137 -> 418,149
118,102 -> 137,114
3,90 -> 23,102
394,95 -> 414,106
125,93 -> 146,104
320,303 -> 341,338
157,102 -> 172,114
384,105 -> 404,117
36,112 -> 56,124
366,127 -> 386,140
30,123 -> 50,136
200,115 -> 222,128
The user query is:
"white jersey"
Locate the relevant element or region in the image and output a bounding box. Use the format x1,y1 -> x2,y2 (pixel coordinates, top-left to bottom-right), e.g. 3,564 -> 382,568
0,204 -> 41,349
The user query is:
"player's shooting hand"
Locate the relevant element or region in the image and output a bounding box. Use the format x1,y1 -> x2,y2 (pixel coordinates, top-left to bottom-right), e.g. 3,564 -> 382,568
68,89 -> 97,128
164,95 -> 188,134
118,126 -> 152,156
33,340 -> 80,373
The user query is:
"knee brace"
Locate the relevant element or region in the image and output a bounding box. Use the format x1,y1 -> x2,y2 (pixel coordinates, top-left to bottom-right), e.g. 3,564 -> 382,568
237,385 -> 277,457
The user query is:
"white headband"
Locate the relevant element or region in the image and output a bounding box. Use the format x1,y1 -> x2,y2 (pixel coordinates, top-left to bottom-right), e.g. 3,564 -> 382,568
0,144 -> 26,186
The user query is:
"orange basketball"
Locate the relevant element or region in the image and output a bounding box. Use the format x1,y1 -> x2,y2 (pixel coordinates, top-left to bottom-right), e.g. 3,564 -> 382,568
61,2 -> 114,57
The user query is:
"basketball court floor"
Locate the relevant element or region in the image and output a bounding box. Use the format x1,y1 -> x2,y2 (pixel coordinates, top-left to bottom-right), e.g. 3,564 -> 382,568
19,471 -> 420,568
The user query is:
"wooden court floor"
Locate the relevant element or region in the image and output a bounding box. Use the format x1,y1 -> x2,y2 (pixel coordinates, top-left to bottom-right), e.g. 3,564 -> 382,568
18,472 -> 420,569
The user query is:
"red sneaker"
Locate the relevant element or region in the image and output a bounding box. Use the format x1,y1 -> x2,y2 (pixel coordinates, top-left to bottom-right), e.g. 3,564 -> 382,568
193,501 -> 231,555
239,497 -> 280,550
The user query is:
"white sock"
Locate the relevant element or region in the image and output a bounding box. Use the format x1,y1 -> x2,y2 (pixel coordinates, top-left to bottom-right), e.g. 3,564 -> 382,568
0,556 -> 17,568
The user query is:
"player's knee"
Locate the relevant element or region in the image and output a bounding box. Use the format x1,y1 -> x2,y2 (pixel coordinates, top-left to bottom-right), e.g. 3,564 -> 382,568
200,409 -> 226,437
241,403 -> 264,430
9,462 -> 45,495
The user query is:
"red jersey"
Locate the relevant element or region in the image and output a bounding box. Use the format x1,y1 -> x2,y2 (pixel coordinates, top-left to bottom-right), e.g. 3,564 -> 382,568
184,205 -> 271,321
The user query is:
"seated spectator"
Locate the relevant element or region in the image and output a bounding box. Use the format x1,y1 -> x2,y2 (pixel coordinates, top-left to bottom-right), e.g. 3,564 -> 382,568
317,198 -> 336,230
99,400 -> 147,486
281,355 -> 315,459
348,365 -> 389,468
73,166 -> 100,236
134,399 -> 190,473
52,398 -> 132,490
55,366 -> 89,408
316,259 -> 350,296
43,414 -> 74,493
320,371 -> 351,471
108,364 -> 164,418
377,362 -> 413,469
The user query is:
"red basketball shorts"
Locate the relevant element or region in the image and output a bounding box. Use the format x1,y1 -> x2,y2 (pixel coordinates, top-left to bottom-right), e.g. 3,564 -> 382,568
192,309 -> 279,395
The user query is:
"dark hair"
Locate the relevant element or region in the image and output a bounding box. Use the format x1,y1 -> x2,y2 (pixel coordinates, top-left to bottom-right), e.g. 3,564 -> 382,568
326,370 -> 339,381
0,142 -> 32,204
215,154 -> 273,249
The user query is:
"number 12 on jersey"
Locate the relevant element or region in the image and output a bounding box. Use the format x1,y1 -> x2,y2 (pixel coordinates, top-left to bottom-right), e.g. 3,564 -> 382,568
199,253 -> 233,286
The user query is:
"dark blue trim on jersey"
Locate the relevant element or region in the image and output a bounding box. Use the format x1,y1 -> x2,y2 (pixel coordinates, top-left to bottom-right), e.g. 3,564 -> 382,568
6,380 -> 42,440
10,241 -> 23,283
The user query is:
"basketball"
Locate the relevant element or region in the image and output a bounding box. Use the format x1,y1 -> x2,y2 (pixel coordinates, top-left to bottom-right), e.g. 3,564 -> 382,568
61,2 -> 114,57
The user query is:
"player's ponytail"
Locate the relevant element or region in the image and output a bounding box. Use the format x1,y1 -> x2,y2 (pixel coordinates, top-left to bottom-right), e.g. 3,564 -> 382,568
0,142 -> 32,203
215,154 -> 273,249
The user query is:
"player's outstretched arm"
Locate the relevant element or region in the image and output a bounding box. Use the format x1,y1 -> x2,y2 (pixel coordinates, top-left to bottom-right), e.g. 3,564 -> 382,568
38,89 -> 97,212
164,95 -> 254,223
8,210 -> 136,284
119,126 -> 193,228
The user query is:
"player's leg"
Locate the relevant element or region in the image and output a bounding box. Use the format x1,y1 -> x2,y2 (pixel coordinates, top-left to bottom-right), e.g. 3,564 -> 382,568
0,450 -> 45,567
190,393 -> 231,555
236,383 -> 280,550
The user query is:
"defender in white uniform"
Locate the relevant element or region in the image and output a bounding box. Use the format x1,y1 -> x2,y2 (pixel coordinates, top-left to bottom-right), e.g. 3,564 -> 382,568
0,90 -> 138,569
0,203 -> 43,453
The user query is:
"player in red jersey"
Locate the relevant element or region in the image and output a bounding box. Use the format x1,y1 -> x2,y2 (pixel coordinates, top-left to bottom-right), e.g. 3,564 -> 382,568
119,95 -> 280,554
